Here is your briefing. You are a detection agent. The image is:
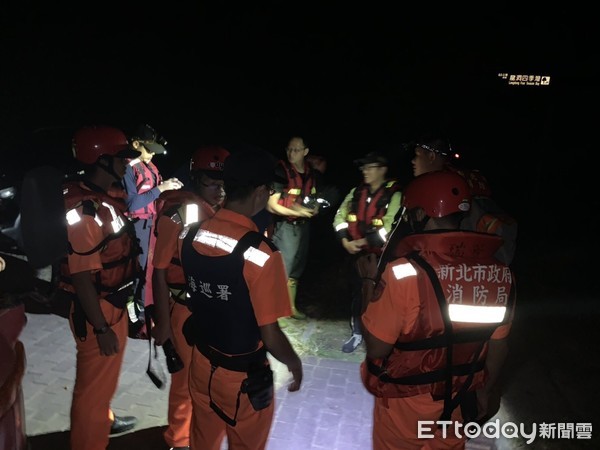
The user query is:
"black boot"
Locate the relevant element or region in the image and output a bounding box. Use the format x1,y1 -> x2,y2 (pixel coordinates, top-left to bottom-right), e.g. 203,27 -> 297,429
109,415 -> 138,435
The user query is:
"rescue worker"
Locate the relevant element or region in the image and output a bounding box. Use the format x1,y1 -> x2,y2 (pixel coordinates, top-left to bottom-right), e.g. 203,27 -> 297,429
57,125 -> 143,450
410,134 -> 516,265
361,171 -> 516,449
151,144 -> 230,450
179,147 -> 303,450
267,136 -> 320,320
121,123 -> 182,336
332,151 -> 402,353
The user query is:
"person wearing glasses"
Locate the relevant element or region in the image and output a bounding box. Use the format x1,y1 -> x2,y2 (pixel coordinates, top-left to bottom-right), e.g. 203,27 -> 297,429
267,136 -> 321,321
332,151 -> 402,353
151,145 -> 230,450
121,124 -> 183,338
379,133 -> 517,277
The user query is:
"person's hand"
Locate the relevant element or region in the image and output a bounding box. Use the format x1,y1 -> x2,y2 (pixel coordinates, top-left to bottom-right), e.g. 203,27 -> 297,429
291,203 -> 315,218
151,321 -> 172,346
343,238 -> 365,254
476,383 -> 502,422
159,178 -> 184,192
0,256 -> 5,272
286,360 -> 303,392
476,388 -> 489,421
96,328 -> 120,356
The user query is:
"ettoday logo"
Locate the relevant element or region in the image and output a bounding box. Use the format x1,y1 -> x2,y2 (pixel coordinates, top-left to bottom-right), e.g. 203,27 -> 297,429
418,420 -> 593,444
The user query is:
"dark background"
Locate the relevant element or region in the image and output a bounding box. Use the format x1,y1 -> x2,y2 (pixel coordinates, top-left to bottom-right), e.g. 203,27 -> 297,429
1,3 -> 598,294
3,7 -> 599,448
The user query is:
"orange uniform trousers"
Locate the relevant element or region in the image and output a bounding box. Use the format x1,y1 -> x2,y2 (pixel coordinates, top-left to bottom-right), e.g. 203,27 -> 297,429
163,299 -> 193,448
189,347 -> 274,450
373,394 -> 466,450
68,300 -> 128,450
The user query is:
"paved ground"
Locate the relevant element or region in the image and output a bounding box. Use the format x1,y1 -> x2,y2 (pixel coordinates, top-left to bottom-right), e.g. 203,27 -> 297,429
19,286 -> 600,450
19,312 -> 507,450
20,312 -> 373,450
11,226 -> 600,449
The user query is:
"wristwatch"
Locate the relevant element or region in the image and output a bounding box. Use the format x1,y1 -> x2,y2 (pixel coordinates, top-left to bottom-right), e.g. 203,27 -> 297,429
93,324 -> 110,335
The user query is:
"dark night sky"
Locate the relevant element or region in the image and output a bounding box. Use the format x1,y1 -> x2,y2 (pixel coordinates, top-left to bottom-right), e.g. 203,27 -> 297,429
1,3 -> 598,251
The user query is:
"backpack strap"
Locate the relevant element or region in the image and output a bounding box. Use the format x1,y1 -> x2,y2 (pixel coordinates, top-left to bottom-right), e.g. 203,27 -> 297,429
407,252 -> 492,423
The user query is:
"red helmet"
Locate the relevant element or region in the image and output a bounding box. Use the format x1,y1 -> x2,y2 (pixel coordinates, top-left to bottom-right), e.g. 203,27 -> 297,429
72,126 -> 137,164
403,170 -> 471,218
190,145 -> 230,179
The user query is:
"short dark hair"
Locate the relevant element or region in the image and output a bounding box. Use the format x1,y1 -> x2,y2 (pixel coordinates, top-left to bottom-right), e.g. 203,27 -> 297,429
288,135 -> 308,147
224,183 -> 258,202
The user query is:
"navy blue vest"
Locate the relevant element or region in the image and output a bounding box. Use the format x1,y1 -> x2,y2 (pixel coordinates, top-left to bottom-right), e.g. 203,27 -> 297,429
181,223 -> 267,355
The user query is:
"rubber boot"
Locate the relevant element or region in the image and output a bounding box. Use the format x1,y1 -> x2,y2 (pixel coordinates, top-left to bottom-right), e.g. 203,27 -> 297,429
288,278 -> 306,320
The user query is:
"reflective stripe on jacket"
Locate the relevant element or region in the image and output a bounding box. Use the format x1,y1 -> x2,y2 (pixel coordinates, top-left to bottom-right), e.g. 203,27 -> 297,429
336,180 -> 401,254
180,223 -> 274,356
58,181 -> 141,302
154,190 -> 216,289
362,231 -> 515,400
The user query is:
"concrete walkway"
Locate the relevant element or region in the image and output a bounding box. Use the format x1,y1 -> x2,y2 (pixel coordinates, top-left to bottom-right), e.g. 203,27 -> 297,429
21,312 -> 375,449
20,302 -> 600,450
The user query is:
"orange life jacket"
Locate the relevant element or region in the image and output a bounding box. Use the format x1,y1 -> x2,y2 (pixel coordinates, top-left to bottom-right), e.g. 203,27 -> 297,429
58,181 -> 141,304
153,189 -> 215,294
445,165 -> 517,265
446,165 -> 492,197
362,231 -> 516,419
277,160 -> 316,218
347,180 -> 400,254
154,189 -> 201,234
